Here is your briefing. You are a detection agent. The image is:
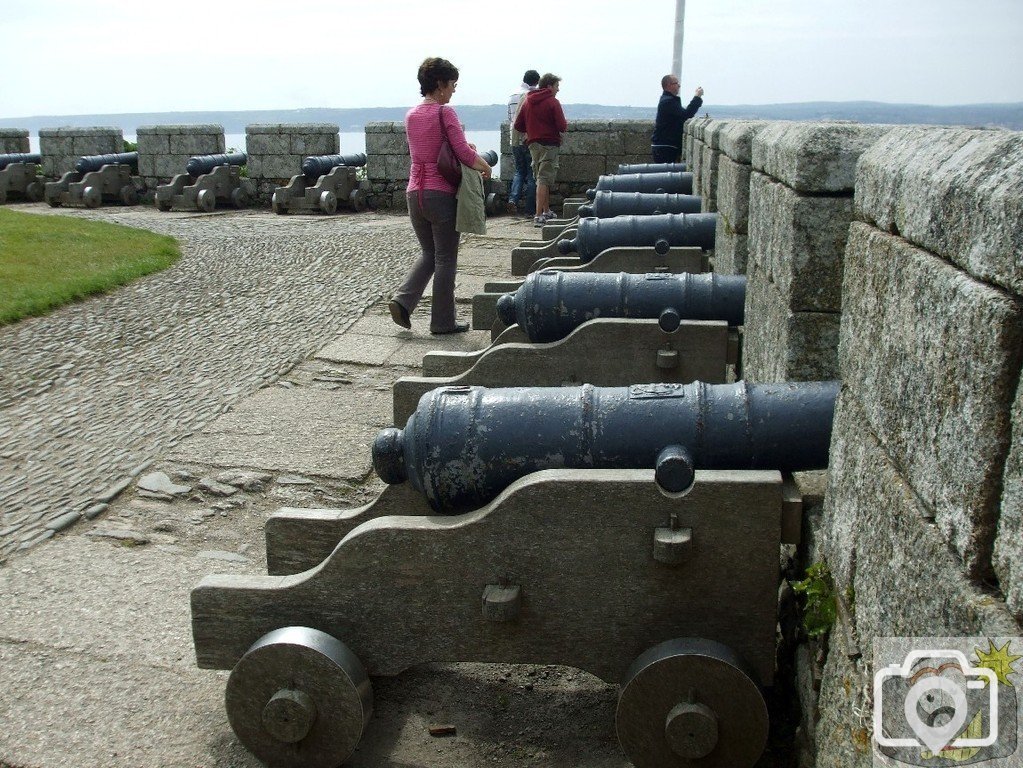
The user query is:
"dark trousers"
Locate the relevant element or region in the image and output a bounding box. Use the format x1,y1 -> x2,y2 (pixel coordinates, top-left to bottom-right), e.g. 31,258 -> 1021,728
651,144 -> 682,164
393,191 -> 460,332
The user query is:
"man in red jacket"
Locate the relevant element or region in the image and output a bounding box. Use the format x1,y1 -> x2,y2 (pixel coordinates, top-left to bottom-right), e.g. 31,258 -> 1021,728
514,72 -> 568,226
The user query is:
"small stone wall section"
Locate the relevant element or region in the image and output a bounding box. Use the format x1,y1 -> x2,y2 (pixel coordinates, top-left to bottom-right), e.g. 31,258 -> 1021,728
742,122 -> 891,382
246,123 -> 340,204
804,126 -> 1023,767
38,127 -> 122,178
365,122 -> 411,211
135,124 -> 225,189
0,129 -> 30,154
711,120 -> 770,274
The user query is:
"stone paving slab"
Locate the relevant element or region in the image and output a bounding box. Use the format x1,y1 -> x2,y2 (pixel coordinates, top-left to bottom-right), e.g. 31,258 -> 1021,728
167,386 -> 390,481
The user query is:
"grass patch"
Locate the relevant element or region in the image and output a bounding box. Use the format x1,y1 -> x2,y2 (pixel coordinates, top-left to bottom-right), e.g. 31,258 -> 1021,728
0,209 -> 181,325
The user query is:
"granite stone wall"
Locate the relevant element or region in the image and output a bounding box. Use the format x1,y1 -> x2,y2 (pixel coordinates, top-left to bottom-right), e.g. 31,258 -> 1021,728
38,127 -> 122,178
365,121 -> 411,211
135,124 -> 225,190
245,123 -> 340,204
0,129 -> 30,154
710,120 -> 770,275
803,126 -> 1023,768
742,122 -> 891,383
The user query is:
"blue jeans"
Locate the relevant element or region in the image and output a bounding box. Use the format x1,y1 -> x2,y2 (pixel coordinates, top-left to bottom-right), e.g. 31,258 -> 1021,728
510,144 -> 536,212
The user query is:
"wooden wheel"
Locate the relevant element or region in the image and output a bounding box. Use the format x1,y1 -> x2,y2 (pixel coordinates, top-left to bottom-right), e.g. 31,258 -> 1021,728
616,638 -> 768,768
120,184 -> 138,206
225,626 -> 372,768
231,187 -> 248,209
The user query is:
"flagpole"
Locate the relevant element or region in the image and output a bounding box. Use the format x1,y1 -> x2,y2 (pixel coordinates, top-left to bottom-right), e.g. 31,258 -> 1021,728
672,0 -> 686,81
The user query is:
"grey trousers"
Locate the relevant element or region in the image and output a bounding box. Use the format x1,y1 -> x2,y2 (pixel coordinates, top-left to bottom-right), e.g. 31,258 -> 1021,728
393,190 -> 460,332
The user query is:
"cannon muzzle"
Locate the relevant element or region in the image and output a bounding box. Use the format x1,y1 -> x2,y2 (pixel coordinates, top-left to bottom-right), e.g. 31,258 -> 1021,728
555,212 -> 717,262
373,381 -> 840,513
496,269 -> 745,342
74,152 -> 138,173
0,153 -> 42,170
301,153 -> 367,178
186,152 -> 247,176
616,162 -> 687,174
480,150 -> 498,167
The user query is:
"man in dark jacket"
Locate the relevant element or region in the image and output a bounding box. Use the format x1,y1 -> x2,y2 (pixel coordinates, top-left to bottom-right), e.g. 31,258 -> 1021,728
651,76 -> 704,163
514,72 -> 568,226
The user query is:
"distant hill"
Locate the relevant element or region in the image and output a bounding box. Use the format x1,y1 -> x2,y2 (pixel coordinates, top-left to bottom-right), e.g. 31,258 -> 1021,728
2,101 -> 1021,133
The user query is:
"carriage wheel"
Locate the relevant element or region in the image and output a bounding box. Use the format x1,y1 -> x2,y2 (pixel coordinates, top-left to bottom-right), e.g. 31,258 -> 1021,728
82,186 -> 101,208
318,190 -> 337,215
616,637 -> 768,768
225,626 -> 372,768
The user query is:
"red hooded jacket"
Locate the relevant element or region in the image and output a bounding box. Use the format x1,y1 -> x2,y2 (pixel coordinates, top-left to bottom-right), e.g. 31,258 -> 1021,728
513,87 -> 568,146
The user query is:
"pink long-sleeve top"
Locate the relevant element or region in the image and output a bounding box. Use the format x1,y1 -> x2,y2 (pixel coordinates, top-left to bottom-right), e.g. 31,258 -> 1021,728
405,103 -> 479,194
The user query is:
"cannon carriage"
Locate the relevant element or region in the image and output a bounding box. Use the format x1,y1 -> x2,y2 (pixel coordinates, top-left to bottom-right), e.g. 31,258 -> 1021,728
271,153 -> 369,215
192,381 -> 837,768
44,152 -> 141,208
155,152 -> 251,212
0,153 -> 44,204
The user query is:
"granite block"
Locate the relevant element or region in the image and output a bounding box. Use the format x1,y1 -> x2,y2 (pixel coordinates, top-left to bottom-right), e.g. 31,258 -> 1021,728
839,223 -> 1022,576
855,126 -> 1023,295
747,171 -> 853,312
752,122 -> 891,193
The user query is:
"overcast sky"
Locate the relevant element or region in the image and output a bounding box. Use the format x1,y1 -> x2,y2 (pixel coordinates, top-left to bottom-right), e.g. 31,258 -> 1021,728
2,0 -> 1021,118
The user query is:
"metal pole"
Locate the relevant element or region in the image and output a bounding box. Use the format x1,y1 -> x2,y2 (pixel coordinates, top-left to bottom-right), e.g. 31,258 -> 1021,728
672,0 -> 686,81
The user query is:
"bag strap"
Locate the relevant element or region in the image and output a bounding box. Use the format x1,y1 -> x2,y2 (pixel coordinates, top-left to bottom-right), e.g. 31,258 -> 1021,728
437,105 -> 453,155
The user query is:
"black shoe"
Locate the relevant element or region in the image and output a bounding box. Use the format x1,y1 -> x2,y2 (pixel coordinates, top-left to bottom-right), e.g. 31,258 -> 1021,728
430,322 -> 470,335
388,300 -> 411,329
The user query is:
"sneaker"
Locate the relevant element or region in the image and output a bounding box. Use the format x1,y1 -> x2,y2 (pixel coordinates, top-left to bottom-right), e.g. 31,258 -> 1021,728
505,201 -> 518,215
430,322 -> 470,335
533,216 -> 546,227
542,210 -> 558,222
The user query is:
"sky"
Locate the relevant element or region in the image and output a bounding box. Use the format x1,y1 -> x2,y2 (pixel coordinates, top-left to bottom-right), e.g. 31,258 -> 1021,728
2,0 -> 1022,118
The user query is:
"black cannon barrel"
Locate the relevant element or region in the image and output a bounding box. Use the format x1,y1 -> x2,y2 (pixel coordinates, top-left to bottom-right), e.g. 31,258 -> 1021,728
557,212 -> 717,262
586,171 -> 694,199
74,152 -> 138,173
616,162 -> 687,174
301,153 -> 368,178
577,191 -> 702,218
186,152 -> 247,176
0,152 -> 42,170
496,270 -> 746,342
373,381 -> 840,514
479,149 -> 499,167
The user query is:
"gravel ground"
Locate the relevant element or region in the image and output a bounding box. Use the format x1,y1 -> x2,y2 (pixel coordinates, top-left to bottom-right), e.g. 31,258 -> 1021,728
0,205 -> 418,562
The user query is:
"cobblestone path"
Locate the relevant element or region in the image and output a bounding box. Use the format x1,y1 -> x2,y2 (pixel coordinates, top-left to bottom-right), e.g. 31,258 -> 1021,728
0,207 -> 418,561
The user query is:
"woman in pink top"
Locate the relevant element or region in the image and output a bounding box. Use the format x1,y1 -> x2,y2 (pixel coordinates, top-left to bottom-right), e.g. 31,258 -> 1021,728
389,57 -> 492,334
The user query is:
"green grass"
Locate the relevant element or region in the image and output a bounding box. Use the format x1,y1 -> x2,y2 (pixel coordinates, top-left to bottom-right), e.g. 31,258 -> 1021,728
0,209 -> 181,325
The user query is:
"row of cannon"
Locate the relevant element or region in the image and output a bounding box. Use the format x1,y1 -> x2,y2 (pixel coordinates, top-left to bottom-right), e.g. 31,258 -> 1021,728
189,162 -> 838,768
0,150 -> 373,213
